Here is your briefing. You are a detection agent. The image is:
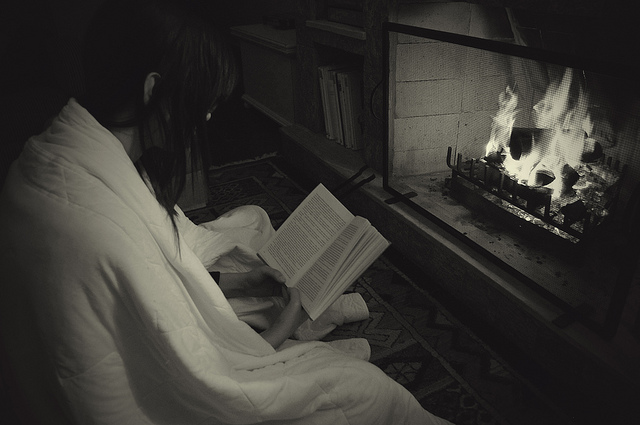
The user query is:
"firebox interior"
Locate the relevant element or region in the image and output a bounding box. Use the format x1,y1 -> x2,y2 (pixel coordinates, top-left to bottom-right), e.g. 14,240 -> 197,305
384,22 -> 640,336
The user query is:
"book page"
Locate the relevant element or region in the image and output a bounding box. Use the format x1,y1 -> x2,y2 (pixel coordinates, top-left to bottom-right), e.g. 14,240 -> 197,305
309,224 -> 390,319
298,217 -> 389,319
294,219 -> 365,318
258,184 -> 354,282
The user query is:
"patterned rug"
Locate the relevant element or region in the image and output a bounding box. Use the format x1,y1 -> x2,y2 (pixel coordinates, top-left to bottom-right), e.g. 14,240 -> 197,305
186,158 -> 571,425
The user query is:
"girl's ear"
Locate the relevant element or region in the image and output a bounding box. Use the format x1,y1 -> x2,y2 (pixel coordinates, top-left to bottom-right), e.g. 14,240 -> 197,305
143,72 -> 162,105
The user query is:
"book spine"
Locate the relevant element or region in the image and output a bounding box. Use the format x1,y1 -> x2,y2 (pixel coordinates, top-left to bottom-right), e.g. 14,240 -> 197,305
318,68 -> 333,140
337,72 -> 350,148
336,71 -> 363,150
327,69 -> 344,145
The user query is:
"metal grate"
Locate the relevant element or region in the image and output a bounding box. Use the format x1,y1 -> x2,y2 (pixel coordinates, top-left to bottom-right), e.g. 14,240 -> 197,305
446,146 -> 627,240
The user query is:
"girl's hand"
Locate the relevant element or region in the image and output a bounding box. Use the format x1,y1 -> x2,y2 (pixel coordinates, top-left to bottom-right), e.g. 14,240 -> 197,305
281,286 -> 309,325
260,287 -> 309,349
217,266 -> 285,298
215,267 -> 309,348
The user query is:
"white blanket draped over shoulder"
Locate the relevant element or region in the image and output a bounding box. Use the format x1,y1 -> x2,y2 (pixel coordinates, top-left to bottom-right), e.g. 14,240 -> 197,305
0,99 -> 452,425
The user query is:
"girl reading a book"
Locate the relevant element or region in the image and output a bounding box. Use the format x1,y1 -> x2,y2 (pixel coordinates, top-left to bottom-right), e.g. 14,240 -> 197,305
0,1 -> 452,424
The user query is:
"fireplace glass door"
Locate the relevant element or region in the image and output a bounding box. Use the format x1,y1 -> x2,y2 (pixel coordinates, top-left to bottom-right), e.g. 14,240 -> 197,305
383,22 -> 640,336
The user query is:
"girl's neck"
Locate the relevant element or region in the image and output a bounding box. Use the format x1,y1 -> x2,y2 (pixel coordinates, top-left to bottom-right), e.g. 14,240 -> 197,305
108,125 -> 142,162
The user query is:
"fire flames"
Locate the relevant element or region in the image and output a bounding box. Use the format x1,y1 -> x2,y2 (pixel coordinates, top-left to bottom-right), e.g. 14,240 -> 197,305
484,67 -> 621,228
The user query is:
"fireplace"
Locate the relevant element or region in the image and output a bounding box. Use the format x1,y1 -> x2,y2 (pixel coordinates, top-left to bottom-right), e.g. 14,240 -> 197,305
383,9 -> 640,337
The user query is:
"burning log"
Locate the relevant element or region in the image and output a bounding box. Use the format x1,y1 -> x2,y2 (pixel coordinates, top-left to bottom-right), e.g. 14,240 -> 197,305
535,169 -> 555,187
560,200 -> 588,226
522,185 -> 553,217
508,127 -> 539,161
581,140 -> 604,163
560,164 -> 580,196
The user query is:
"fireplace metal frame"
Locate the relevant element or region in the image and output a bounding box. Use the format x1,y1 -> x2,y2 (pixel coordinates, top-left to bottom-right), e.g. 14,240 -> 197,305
382,21 -> 640,338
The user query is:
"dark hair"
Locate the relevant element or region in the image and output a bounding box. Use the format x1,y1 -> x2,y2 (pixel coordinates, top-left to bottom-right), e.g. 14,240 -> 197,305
80,0 -> 237,220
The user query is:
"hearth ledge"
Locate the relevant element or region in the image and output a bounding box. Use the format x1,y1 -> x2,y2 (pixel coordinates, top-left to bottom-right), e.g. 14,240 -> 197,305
280,123 -> 640,415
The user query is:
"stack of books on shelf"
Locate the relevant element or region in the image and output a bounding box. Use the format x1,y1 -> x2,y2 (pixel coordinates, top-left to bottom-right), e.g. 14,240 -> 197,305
318,64 -> 364,150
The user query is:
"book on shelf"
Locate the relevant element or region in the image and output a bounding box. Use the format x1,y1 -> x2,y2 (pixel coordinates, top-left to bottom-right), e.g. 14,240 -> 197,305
257,184 -> 390,320
336,71 -> 351,148
318,65 -> 335,141
318,64 -> 363,149
318,64 -> 349,145
336,69 -> 363,150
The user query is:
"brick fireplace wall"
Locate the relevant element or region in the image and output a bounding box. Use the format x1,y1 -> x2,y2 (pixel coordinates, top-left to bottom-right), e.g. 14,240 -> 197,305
391,2 -> 519,176
392,33 -> 516,176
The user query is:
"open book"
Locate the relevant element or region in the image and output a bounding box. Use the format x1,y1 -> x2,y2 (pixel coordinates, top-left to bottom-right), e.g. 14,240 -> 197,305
258,184 -> 390,320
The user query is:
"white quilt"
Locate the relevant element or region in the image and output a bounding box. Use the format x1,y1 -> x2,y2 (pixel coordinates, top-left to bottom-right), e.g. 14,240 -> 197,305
0,99 -> 452,425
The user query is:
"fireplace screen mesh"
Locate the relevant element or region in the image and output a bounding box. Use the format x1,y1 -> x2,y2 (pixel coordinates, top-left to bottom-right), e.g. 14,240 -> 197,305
384,23 -> 640,333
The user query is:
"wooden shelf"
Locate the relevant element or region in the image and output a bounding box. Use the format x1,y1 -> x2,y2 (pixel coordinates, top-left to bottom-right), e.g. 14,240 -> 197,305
305,20 -> 366,41
303,20 -> 366,56
230,24 -> 296,55
281,124 -> 366,176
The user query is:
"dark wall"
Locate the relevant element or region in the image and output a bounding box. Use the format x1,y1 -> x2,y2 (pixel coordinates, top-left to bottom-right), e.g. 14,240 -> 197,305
1,0 -> 92,185
217,0 -> 296,27
467,0 -> 637,65
1,0 -> 295,103
0,0 -> 295,180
